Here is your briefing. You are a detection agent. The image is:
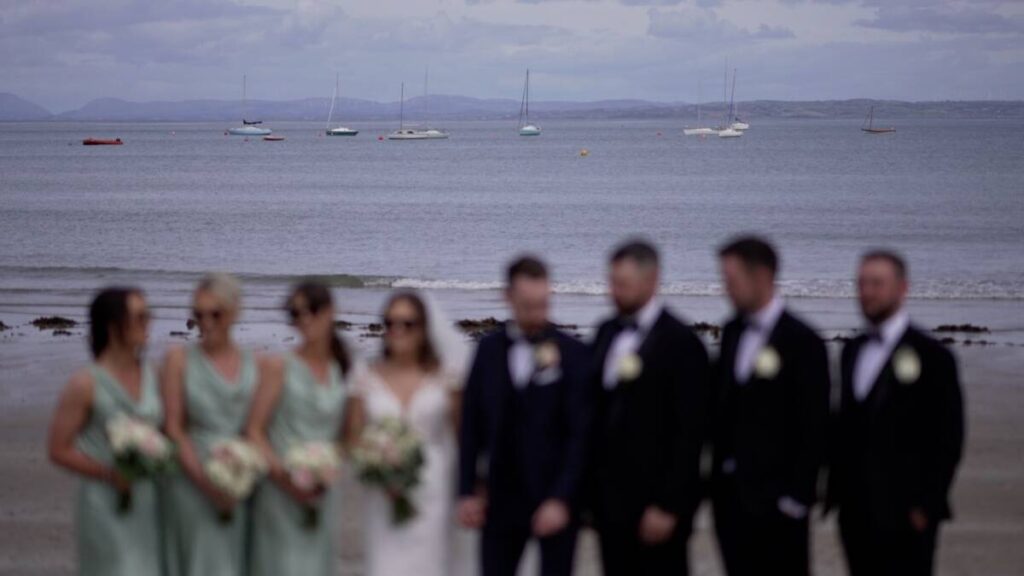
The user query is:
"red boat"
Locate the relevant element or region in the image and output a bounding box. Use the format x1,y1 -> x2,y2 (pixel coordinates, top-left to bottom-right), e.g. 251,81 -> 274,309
83,138 -> 123,146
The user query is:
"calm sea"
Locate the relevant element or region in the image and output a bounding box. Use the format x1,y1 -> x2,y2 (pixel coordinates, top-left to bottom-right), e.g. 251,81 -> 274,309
1,118 -> 1022,337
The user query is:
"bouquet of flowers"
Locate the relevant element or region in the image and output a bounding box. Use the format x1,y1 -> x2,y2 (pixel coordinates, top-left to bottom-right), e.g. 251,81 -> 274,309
106,413 -> 176,513
284,441 -> 341,529
204,438 -> 268,523
350,417 -> 425,526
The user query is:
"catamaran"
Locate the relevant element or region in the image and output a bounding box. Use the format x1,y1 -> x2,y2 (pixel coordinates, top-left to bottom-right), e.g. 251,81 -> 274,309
861,106 -> 895,134
325,72 -> 358,136
518,69 -> 541,136
227,75 -> 272,136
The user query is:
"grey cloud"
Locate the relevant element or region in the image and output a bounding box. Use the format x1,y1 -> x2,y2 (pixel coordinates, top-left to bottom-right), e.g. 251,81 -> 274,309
857,6 -> 1024,35
647,7 -> 796,43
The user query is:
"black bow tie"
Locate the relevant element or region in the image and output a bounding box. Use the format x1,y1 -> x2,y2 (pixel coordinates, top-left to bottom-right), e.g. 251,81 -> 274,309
864,328 -> 883,342
616,316 -> 639,332
523,332 -> 547,345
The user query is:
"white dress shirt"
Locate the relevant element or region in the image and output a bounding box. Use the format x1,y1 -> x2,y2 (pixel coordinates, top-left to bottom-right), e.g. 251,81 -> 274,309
602,298 -> 662,389
853,309 -> 910,401
506,323 -> 536,389
733,295 -> 785,384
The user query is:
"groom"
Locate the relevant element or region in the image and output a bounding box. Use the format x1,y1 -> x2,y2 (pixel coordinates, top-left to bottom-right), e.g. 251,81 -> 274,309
588,240 -> 709,576
458,255 -> 591,576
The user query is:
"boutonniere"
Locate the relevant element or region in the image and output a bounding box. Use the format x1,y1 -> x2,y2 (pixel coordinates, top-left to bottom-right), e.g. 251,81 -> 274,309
617,353 -> 643,383
892,346 -> 921,385
534,341 -> 561,370
753,346 -> 782,380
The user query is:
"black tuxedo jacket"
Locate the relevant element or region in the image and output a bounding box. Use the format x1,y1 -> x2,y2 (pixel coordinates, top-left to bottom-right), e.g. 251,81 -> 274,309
827,325 -> 964,529
587,308 -> 710,531
710,310 -> 831,516
459,324 -> 592,528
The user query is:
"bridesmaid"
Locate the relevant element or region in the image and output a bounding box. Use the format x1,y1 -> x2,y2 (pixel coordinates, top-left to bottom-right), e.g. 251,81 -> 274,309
246,281 -> 354,576
47,287 -> 163,576
162,273 -> 257,576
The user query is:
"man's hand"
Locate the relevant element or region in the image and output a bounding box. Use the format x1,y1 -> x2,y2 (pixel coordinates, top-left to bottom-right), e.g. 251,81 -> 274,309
909,508 -> 929,533
457,496 -> 487,529
638,506 -> 677,545
532,499 -> 570,538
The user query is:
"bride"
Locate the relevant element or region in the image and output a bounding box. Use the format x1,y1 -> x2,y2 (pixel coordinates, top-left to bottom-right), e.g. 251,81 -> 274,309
344,290 -> 472,576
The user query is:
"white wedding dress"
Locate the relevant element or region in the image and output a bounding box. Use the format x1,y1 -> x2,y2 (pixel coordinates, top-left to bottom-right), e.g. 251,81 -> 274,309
356,368 -> 466,576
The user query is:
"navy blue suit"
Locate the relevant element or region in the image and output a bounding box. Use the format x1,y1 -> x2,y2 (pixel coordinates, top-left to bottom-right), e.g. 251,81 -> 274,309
459,324 -> 592,576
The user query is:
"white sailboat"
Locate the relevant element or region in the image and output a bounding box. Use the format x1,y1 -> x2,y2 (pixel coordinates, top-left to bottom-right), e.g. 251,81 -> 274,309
227,75 -> 272,136
325,72 -> 358,137
729,69 -> 750,131
684,80 -> 715,136
518,69 -> 541,136
388,69 -> 449,141
718,68 -> 743,138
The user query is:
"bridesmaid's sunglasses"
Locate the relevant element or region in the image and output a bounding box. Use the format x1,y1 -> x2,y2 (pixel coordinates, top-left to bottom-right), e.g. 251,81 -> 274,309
286,305 -> 318,324
192,308 -> 224,323
383,317 -> 422,332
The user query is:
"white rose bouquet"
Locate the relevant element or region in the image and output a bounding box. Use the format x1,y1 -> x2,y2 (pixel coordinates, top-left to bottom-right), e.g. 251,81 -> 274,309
205,438 -> 268,523
350,416 -> 425,526
284,441 -> 341,529
106,413 -> 176,513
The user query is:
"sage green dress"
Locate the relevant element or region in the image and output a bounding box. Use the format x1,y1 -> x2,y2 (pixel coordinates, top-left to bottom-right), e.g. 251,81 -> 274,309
75,364 -> 164,576
164,347 -> 258,576
250,354 -> 348,576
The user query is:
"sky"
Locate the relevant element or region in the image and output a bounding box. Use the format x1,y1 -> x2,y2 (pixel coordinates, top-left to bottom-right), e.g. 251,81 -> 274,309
2,0 -> 1023,111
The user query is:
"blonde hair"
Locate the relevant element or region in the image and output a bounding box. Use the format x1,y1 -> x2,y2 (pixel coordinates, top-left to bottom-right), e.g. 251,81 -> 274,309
196,272 -> 242,311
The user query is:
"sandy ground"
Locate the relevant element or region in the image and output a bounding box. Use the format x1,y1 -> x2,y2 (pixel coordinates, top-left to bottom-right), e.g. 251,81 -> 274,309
0,321 -> 1021,576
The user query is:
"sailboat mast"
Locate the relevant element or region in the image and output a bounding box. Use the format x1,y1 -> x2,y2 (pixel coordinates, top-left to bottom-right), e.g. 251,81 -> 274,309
242,74 -> 247,122
400,82 -> 405,130
729,68 -> 737,122
327,72 -> 338,130
423,66 -> 429,125
518,71 -> 527,129
525,69 -> 530,122
697,79 -> 702,124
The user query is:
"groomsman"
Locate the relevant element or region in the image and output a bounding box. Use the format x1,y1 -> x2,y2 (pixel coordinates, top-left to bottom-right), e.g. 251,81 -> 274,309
828,250 -> 964,576
458,256 -> 591,576
588,240 -> 709,576
709,236 -> 831,576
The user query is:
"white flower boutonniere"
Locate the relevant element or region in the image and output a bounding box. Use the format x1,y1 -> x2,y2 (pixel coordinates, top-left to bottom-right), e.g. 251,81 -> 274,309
892,346 -> 921,385
753,346 -> 782,380
535,341 -> 561,370
617,353 -> 643,383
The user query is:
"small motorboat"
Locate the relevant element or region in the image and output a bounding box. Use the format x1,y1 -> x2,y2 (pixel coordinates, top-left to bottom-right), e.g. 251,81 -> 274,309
263,135 -> 285,142
83,138 -> 123,146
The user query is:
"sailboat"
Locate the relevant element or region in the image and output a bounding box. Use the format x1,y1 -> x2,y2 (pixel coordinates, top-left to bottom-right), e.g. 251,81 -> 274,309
388,69 -> 449,141
718,68 -> 743,138
861,106 -> 895,134
730,71 -> 750,131
227,75 -> 272,136
683,80 -> 715,136
518,69 -> 541,136
325,73 -> 358,136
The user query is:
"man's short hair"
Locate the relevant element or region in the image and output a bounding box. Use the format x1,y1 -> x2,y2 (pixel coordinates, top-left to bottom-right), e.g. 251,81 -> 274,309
860,249 -> 908,280
610,239 -> 660,269
506,255 -> 549,286
718,236 -> 779,276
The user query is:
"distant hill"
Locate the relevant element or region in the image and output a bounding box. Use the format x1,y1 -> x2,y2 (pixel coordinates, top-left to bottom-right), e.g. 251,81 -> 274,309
21,95 -> 1024,122
0,93 -> 52,121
